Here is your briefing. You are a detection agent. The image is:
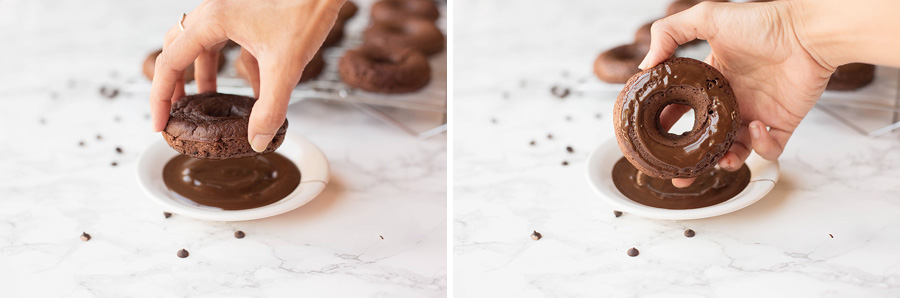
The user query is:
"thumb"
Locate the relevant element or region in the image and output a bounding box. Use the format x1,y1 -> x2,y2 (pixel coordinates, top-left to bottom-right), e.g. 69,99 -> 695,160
638,1 -> 721,70
247,57 -> 301,153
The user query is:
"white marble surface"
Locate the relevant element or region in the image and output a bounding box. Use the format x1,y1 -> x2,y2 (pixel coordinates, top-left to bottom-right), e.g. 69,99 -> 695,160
453,0 -> 900,297
0,0 -> 446,297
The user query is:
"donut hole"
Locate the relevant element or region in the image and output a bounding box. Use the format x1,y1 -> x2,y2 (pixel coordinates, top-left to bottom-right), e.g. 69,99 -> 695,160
660,103 -> 696,137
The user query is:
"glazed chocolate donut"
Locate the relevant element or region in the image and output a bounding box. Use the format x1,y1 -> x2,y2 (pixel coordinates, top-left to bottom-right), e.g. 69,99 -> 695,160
323,20 -> 345,48
162,93 -> 287,159
614,57 -> 740,179
667,0 -> 728,16
371,0 -> 439,23
235,50 -> 324,84
143,49 -> 226,82
634,21 -> 654,49
338,45 -> 431,93
593,44 -> 648,84
826,63 -> 875,91
364,18 -> 444,55
338,1 -> 358,21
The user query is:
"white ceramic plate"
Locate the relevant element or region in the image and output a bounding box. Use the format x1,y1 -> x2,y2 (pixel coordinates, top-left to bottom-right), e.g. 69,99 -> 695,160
136,132 -> 329,221
586,138 -> 779,220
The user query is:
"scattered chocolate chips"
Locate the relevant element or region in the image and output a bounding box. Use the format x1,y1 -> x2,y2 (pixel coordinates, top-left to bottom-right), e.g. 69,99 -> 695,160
529,140 -> 536,146
829,234 -> 834,238
530,230 -> 542,241
491,118 -> 497,124
627,247 -> 639,257
565,115 -> 572,121
550,86 -> 570,99
96,134 -> 102,140
234,230 -> 245,239
163,212 -> 172,218
614,210 -> 623,218
566,146 -> 574,153
111,161 -> 118,167
177,249 -> 189,258
80,232 -> 91,242
561,161 -> 569,166
684,229 -> 696,238
78,141 -> 85,147
595,113 -> 602,119
100,86 -> 119,99
379,235 -> 384,240
115,147 -> 123,154
547,134 -> 553,140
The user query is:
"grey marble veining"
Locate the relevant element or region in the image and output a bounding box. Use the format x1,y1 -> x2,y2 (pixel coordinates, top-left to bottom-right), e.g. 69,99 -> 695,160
0,0 -> 446,297
453,0 -> 900,297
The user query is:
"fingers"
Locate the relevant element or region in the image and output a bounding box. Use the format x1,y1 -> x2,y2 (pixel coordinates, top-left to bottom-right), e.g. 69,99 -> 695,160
748,120 -> 789,160
247,57 -> 302,152
194,45 -> 225,93
659,103 -> 693,132
672,178 -> 696,188
150,12 -> 225,132
238,48 -> 261,98
638,1 -> 721,70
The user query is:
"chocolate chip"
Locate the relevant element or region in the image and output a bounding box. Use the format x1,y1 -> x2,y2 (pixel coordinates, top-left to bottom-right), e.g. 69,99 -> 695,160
96,134 -> 102,140
550,86 -> 570,99
595,113 -> 602,119
684,229 -> 696,238
100,86 -> 119,99
565,115 -> 572,121
78,141 -> 85,147
80,232 -> 91,242
234,230 -> 245,239
561,161 -> 569,166
627,247 -> 639,257
530,230 -> 542,241
379,235 -> 384,240
829,234 -> 834,238
115,147 -> 123,154
177,249 -> 189,258
491,118 -> 497,124
529,140 -> 536,146
547,134 -> 553,139
566,146 -> 574,153
614,210 -> 623,218
163,212 -> 172,218
111,161 -> 118,167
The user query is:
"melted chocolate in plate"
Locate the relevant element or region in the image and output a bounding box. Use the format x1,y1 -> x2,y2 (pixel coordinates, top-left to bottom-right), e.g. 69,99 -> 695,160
586,137 -> 779,220
137,131 -> 329,221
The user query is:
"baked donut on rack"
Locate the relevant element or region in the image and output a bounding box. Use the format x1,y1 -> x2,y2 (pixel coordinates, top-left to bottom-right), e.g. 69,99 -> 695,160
338,45 -> 431,93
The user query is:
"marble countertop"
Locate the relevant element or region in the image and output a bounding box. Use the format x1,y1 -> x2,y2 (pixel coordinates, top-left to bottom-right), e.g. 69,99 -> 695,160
0,0 -> 446,297
453,0 -> 900,297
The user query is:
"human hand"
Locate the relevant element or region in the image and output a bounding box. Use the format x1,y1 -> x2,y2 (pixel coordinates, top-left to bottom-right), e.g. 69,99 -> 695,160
640,1 -> 834,187
149,0 -> 345,152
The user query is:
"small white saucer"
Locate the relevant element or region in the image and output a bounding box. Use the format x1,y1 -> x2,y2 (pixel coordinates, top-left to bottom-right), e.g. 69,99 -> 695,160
586,138 -> 779,220
136,132 -> 329,221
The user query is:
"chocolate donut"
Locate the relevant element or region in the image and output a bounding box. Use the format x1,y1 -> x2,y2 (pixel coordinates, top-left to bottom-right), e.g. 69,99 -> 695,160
614,57 -> 740,179
235,50 -> 324,84
338,1 -> 358,21
162,93 -> 287,159
323,20 -> 345,48
593,44 -> 648,84
666,0 -> 727,16
143,49 -> 226,82
338,45 -> 431,93
634,21 -> 654,49
826,63 -> 875,91
364,18 -> 444,55
371,0 -> 439,23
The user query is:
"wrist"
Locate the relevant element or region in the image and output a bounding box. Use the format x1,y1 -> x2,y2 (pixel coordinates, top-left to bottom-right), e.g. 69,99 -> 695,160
789,0 -> 900,68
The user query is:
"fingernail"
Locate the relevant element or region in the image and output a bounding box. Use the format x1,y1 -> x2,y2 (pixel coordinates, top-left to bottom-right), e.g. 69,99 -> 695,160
749,123 -> 760,139
638,50 -> 652,70
250,134 -> 273,153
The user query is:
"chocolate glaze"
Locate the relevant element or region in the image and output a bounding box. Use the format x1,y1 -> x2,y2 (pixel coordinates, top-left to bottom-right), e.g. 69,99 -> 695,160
162,153 -> 301,210
615,58 -> 740,179
612,157 -> 750,210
